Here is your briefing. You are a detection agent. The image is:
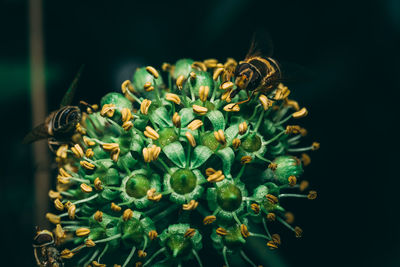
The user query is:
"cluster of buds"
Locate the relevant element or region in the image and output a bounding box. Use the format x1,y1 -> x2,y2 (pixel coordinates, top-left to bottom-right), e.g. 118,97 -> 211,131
40,58 -> 318,267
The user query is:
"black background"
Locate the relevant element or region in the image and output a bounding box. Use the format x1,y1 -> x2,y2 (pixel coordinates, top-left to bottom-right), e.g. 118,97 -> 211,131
1,0 -> 399,266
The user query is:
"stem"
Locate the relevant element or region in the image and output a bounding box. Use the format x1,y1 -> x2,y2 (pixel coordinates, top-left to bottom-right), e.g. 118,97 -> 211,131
275,113 -> 293,126
254,110 -> 265,133
223,246 -> 230,267
254,153 -> 273,164
84,249 -> 100,267
232,212 -> 242,225
72,193 -> 98,205
264,130 -> 286,145
122,246 -> 136,267
186,141 -> 191,168
143,248 -> 166,267
157,158 -> 172,175
287,146 -> 314,152
192,249 -> 203,267
262,218 -> 272,239
97,243 -> 109,263
152,204 -> 179,222
240,250 -> 257,267
279,193 -> 308,199
95,233 -> 122,244
234,164 -> 246,182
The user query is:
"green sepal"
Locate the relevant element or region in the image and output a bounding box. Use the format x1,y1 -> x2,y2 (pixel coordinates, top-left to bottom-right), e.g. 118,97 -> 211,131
215,147 -> 235,177
189,145 -> 213,169
105,226 -> 121,251
179,108 -> 195,127
150,106 -> 173,128
121,217 -> 145,247
206,110 -> 225,131
117,152 -> 138,171
163,141 -> 186,168
132,67 -> 164,98
100,188 -> 120,201
172,59 -> 194,79
100,92 -> 133,122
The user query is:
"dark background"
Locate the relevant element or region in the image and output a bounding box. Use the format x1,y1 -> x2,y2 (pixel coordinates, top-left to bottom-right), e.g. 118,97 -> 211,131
1,0 -> 399,266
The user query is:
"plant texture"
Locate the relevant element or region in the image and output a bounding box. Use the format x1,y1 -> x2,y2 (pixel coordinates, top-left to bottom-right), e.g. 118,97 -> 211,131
45,58 -> 319,267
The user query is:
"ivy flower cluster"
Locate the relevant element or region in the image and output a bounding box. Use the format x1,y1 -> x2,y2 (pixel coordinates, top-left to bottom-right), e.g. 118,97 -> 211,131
44,58 -> 318,267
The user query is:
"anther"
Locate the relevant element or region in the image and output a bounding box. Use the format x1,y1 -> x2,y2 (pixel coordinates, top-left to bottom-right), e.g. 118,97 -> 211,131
184,228 -> 196,238
123,208 -> 134,221
192,104 -> 208,115
71,144 -> 84,158
191,61 -> 207,71
111,202 -> 122,212
214,129 -> 226,145
293,107 -> 308,118
232,138 -> 241,149
285,212 -> 295,224
172,112 -> 181,128
288,176 -> 297,186
266,194 -> 278,204
56,144 -> 68,159
80,183 -> 93,193
205,167 -> 216,176
213,67 -> 224,80
204,58 -> 218,68
166,93 -> 181,105
92,261 -> 106,267
266,213 -> 276,221
161,62 -> 171,72
307,190 -> 317,200
145,66 -> 159,78
94,177 -> 103,191
94,210 -> 103,222
251,203 -> 260,214
76,228 -> 90,237
143,81 -> 153,91
46,213 -> 61,224
60,249 -> 74,259
100,104 -> 116,117
190,71 -> 197,80
48,190 -> 62,200
140,99 -> 152,115
144,126 -> 159,140
259,95 -> 274,110
68,204 -> 76,219
220,81 -> 234,90
80,160 -> 95,170
284,98 -> 300,111
240,156 -> 252,164
312,142 -> 320,150
148,230 -> 158,240
85,148 -> 94,158
122,121 -> 134,131
83,136 -> 96,146
176,75 -> 185,90
203,215 -> 217,225
294,226 -> 303,238
55,224 -> 66,239
121,80 -> 135,94
86,239 -> 96,247
268,163 -> 277,170
199,85 -> 210,102
267,241 -> 278,250
238,121 -> 248,135
207,170 -> 225,183
223,103 -> 240,112
146,188 -> 162,202
138,250 -> 147,258
182,200 -> 198,210
54,199 -> 64,211
240,224 -> 250,238
121,108 -> 132,122
102,143 -> 119,151
185,132 -> 196,147
216,227 -> 228,236
187,119 -> 203,131
299,180 -> 309,192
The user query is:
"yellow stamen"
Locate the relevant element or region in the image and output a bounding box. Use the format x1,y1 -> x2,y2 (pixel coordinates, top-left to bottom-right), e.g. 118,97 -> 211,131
92,261 -> 106,267
240,156 -> 252,164
272,233 -> 281,245
301,153 -> 311,166
86,239 -> 96,247
294,226 -> 303,238
140,99 -> 152,115
80,160 -> 95,170
216,227 -> 228,236
144,126 -> 159,140
274,83 -> 291,100
288,176 -> 297,186
111,147 -> 120,162
58,168 -> 70,178
203,215 -> 217,225
250,203 -> 260,214
123,208 -> 134,221
268,163 -> 277,170
46,213 -> 61,224
213,67 -> 224,80
176,75 -> 185,90
199,85 -> 210,102
223,103 -> 240,112
192,104 -> 208,115
172,112 -> 181,128
146,188 -> 162,202
182,200 -> 198,210
143,81 -> 152,91
145,66 -> 159,78
111,202 -> 122,212
299,180 -> 309,192
265,194 -> 278,204
284,98 -> 300,111
68,204 -> 76,219
221,89 -> 232,102
122,121 -> 134,131
205,167 -> 216,176
102,143 -> 119,151
207,170 -> 225,183
121,108 -> 132,122
83,136 -> 96,146
100,103 -> 116,117
232,138 -> 241,150
138,250 -> 147,258
161,62 -> 171,72
308,190 -> 317,200
148,230 -> 158,240
85,148 -> 94,158
185,131 -> 196,147
312,142 -> 320,150
240,224 -> 250,238
266,213 -> 276,221
238,121 -> 248,135
94,177 -> 103,191
165,93 -> 181,105
76,228 -> 90,237
187,119 -> 203,131
94,210 -> 103,222
55,224 -> 65,239
293,107 -> 308,118
259,94 -> 274,110
150,145 -> 161,161
61,249 -> 74,259
190,71 -> 196,80
142,147 -> 151,163
285,212 -> 295,224
80,183 -> 93,193
56,144 -> 68,159
121,80 -> 135,94
191,61 -> 207,71
204,58 -> 218,68
54,198 -> 64,211
267,240 -> 278,249
285,125 -> 301,134
48,190 -> 61,200
220,81 -> 234,90
76,123 -> 86,135
213,129 -> 226,145
184,228 -> 196,238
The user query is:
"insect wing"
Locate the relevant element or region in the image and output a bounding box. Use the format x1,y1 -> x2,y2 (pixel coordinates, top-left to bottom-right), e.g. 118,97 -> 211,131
60,64 -> 85,107
23,123 -> 49,144
245,30 -> 274,60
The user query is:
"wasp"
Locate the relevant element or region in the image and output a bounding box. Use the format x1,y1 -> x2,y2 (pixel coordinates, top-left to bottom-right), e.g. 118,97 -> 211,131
228,35 -> 282,106
33,228 -> 64,267
23,66 -> 86,153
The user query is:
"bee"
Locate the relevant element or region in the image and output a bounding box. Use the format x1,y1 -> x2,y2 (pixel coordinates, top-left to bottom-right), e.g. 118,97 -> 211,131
229,35 -> 282,105
33,228 -> 64,267
23,66 -> 85,152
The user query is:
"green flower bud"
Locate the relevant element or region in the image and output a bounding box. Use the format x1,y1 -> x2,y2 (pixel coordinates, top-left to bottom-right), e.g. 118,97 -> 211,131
172,59 -> 194,79
273,156 -> 303,185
